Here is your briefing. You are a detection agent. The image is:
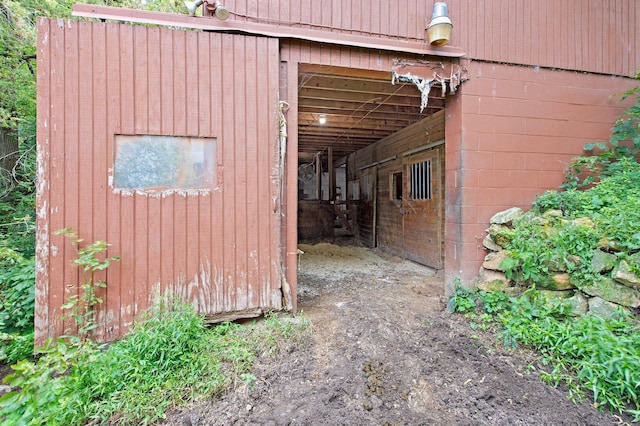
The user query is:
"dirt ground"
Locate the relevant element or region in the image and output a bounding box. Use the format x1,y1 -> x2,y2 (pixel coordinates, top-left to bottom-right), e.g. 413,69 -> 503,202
165,241 -> 629,426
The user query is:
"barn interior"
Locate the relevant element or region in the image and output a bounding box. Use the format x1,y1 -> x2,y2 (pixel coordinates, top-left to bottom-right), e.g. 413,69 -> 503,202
296,64 -> 447,268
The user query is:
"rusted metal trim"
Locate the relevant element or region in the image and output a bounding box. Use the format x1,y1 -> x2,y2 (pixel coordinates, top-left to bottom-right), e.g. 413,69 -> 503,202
72,4 -> 466,58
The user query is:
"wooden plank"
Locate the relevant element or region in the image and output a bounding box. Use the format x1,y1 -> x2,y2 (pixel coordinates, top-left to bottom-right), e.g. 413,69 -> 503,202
221,32 -> 237,312
172,30 -> 189,303
256,36 -> 270,307
131,26 -> 150,324
145,27 -> 162,306
35,18 -> 52,346
210,32 -> 224,314
147,27 -> 162,135
134,26 -> 149,135
328,147 -> 335,200
370,166 -> 378,247
78,21 -> 100,337
196,31 -> 213,312
184,31 -> 201,307
62,21 -> 80,336
244,35 -> 259,309
514,0 -> 524,65
233,35 -> 248,310
158,29 -> 175,302
283,54 -> 299,311
563,0 -> 573,71
105,22 -> 123,339
91,22 -> 109,340
118,24 -> 136,328
204,308 -> 263,324
396,0 -> 407,41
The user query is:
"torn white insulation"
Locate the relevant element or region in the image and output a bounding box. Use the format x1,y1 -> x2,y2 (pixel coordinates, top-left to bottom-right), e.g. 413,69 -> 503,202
391,61 -> 466,112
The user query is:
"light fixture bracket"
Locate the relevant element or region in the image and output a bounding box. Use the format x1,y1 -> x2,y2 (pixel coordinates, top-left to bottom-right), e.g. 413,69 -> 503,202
205,0 -> 230,20
183,0 -> 230,20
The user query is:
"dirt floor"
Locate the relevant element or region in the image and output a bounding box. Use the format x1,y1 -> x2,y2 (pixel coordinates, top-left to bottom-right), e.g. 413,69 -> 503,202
165,241 -> 630,426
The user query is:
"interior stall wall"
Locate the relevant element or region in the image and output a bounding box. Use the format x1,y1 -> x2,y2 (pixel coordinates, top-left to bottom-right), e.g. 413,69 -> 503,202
36,19 -> 282,345
347,112 -> 445,267
445,61 -> 637,292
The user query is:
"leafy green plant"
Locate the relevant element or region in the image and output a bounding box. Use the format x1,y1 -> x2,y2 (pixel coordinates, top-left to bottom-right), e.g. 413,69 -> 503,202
446,281 -> 477,313
0,247 -> 35,362
478,290 -> 511,314
0,293 -> 311,426
0,335 -> 98,426
452,287 -> 640,420
497,214 -> 553,284
55,228 -> 119,340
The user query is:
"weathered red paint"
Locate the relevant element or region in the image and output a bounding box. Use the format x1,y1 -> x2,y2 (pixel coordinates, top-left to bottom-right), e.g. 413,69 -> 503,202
37,2 -> 639,344
36,19 -> 282,345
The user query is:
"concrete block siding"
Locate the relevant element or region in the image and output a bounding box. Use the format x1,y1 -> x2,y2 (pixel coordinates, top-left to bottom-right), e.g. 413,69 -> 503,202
444,61 -> 637,292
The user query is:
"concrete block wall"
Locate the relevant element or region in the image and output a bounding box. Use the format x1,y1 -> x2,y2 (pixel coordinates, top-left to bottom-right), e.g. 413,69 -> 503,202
444,61 -> 637,294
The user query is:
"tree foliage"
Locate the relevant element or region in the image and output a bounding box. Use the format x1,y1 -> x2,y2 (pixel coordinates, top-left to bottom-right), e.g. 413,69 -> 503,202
563,72 -> 640,190
0,0 -> 77,255
0,0 -> 184,256
0,0 -> 195,363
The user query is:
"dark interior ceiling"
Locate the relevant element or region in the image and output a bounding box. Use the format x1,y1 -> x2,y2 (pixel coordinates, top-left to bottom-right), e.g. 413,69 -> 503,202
297,64 -> 446,161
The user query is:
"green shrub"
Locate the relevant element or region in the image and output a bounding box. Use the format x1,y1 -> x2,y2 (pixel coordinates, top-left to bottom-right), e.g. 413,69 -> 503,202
497,214 -> 555,283
0,248 -> 35,363
446,282 -> 477,313
506,157 -> 640,288
496,293 -> 640,419
0,300 -> 311,426
447,288 -> 640,419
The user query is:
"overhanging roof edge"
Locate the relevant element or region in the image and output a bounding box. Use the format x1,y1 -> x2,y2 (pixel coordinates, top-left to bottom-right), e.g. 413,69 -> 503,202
72,4 -> 466,58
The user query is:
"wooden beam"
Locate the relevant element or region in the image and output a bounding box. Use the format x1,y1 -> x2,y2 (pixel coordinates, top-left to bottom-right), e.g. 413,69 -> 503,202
72,4 -> 466,57
328,147 -> 335,201
204,308 -> 263,324
315,153 -> 321,200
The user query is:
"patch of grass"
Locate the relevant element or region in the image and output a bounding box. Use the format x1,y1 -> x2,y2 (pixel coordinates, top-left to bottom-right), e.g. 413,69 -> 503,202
449,288 -> 640,420
0,300 -> 311,425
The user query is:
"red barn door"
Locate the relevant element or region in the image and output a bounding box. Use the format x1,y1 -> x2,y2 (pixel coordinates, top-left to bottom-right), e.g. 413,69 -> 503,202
36,19 -> 284,344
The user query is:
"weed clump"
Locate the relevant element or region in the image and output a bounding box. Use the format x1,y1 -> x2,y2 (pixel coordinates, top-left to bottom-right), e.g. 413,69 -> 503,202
0,301 -> 310,425
449,286 -> 640,421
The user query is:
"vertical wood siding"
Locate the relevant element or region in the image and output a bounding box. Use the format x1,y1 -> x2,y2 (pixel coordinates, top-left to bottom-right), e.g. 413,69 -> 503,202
36,19 -> 282,345
450,0 -> 638,76
228,0 -> 638,76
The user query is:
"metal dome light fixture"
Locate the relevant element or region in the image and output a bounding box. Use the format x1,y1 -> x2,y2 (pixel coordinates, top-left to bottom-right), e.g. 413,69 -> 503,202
427,2 -> 453,47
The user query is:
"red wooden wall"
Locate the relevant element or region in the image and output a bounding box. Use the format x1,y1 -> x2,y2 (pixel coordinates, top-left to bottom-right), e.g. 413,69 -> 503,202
36,19 -> 283,345
36,3 -> 640,342
450,0 -> 638,77
222,0 -> 638,77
